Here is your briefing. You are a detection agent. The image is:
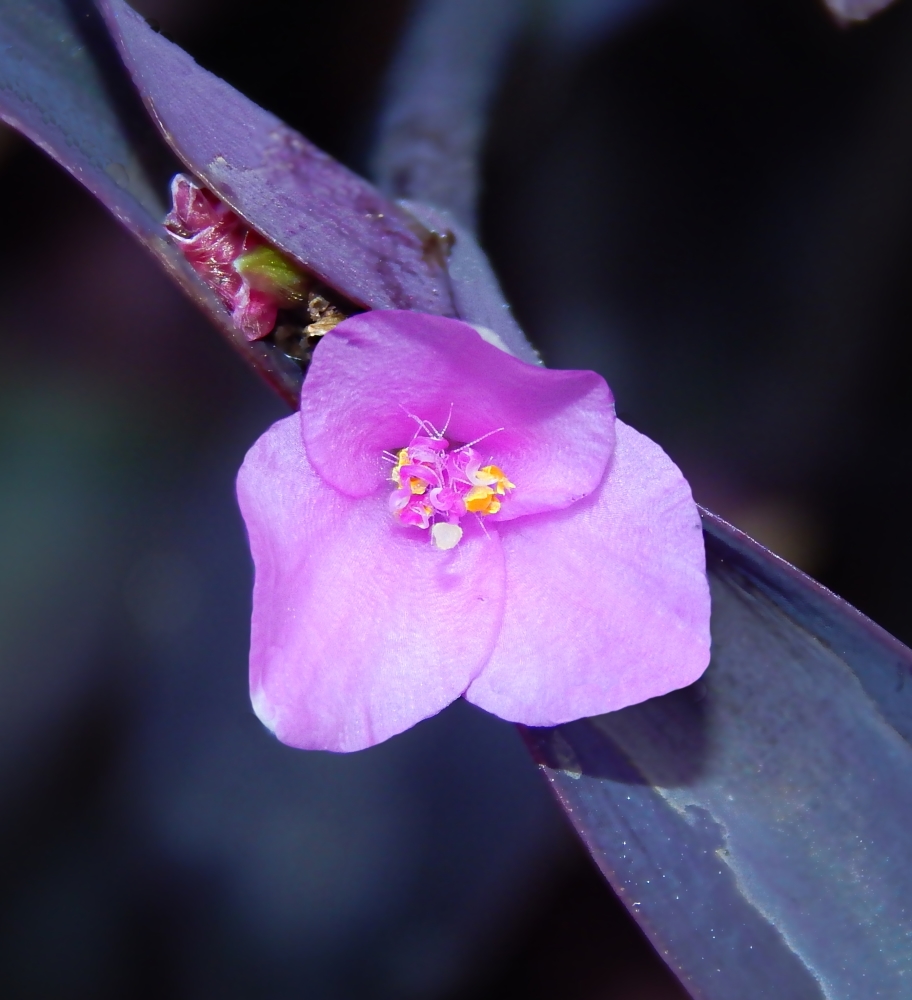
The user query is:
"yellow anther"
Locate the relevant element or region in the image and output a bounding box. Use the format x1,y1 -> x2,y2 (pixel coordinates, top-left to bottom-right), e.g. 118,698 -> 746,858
391,448 -> 410,486
477,465 -> 515,495
408,477 -> 427,495
465,485 -> 500,514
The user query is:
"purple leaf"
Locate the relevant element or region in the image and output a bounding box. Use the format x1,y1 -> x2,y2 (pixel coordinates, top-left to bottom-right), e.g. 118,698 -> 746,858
402,200 -> 540,365
523,510 -> 912,998
824,0 -> 899,22
0,0 -> 303,405
0,0 -> 164,228
371,0 -> 665,229
97,0 -> 456,319
372,0 -> 525,230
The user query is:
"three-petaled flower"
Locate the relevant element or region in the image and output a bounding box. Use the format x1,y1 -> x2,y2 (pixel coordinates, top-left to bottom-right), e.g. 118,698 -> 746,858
237,310 -> 711,752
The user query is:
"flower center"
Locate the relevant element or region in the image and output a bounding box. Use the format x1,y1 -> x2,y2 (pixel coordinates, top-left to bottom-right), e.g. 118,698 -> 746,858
386,421 -> 515,550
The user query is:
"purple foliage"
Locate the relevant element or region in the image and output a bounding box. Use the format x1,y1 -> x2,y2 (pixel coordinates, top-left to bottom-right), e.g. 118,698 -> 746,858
825,0 -> 898,22
1,0 -> 912,996
99,0 -> 457,318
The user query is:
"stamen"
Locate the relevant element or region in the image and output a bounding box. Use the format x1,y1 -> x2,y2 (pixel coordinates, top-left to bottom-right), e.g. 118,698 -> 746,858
452,427 -> 505,453
388,416 -> 514,548
440,403 -> 454,438
399,406 -> 442,439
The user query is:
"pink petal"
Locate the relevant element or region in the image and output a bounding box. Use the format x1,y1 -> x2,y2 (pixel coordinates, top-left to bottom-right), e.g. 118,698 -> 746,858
299,311 -> 615,519
165,173 -> 224,233
233,287 -> 278,342
236,413 -> 506,752
465,420 -> 710,725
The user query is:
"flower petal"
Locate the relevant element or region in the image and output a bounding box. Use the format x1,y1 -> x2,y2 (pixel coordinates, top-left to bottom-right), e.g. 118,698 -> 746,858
300,311 -> 615,520
465,420 -> 710,725
237,413 -> 505,752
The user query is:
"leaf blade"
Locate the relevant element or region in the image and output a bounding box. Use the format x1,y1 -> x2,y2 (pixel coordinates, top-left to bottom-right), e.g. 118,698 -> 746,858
523,510 -> 912,999
824,0 -> 900,23
0,0 -> 303,405
97,0 -> 457,318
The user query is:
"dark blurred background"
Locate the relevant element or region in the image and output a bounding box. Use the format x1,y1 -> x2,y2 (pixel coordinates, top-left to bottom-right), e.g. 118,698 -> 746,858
1,0 -> 911,996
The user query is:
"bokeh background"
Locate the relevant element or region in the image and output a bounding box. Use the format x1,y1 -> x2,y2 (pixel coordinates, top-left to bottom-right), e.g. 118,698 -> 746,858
2,0 -> 911,996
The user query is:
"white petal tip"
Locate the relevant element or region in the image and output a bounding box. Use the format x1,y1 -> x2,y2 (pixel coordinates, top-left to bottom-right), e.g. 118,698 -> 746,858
251,686 -> 278,734
470,324 -> 513,356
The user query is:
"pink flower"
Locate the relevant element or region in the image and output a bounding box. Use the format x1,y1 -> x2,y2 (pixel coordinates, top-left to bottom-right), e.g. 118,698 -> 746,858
236,311 -> 711,752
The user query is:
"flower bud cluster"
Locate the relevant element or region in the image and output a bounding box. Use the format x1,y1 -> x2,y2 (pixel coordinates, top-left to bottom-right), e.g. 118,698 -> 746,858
165,174 -> 307,340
